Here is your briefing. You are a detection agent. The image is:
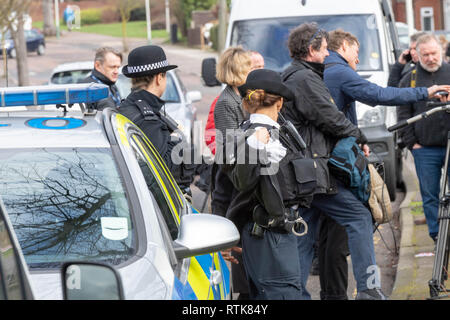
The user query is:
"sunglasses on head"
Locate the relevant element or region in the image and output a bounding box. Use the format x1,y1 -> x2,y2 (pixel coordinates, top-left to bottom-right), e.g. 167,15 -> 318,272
308,28 -> 325,45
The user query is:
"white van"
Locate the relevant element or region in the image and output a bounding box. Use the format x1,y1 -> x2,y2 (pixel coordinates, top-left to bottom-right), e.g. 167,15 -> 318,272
204,0 -> 404,200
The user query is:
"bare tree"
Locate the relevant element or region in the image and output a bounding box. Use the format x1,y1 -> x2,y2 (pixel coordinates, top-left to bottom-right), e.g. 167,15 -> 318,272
0,0 -> 32,86
114,0 -> 143,52
42,0 -> 56,37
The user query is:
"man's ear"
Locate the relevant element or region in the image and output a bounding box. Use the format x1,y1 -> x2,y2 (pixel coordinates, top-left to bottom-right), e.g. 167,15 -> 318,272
94,60 -> 102,71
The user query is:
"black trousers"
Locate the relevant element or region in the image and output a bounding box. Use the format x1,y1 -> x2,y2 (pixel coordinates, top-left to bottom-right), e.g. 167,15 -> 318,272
318,214 -> 350,300
241,222 -> 303,300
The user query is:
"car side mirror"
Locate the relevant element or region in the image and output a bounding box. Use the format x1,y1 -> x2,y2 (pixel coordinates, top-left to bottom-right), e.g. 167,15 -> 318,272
186,90 -> 202,103
201,58 -> 221,87
173,213 -> 240,260
62,262 -> 124,300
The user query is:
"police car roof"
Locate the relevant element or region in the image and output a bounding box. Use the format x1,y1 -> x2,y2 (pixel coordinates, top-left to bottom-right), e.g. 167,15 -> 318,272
0,113 -> 111,149
0,84 -> 111,149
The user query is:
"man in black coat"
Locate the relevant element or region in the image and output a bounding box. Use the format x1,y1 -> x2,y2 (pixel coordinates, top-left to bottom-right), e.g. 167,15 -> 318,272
397,34 -> 450,243
281,22 -> 386,300
81,47 -> 122,110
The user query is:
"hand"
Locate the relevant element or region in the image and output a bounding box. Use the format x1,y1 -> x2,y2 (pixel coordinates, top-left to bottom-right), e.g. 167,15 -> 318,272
220,247 -> 242,264
253,127 -> 270,144
361,144 -> 370,157
427,85 -> 450,101
412,143 -> 422,150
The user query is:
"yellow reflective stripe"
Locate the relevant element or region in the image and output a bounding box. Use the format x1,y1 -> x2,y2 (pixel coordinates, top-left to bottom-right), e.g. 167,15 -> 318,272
132,136 -> 180,223
115,113 -> 183,217
140,135 -> 184,207
115,114 -> 130,147
187,258 -> 213,300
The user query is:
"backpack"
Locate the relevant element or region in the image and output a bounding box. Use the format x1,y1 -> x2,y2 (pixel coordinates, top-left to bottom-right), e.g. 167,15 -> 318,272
328,136 -> 371,203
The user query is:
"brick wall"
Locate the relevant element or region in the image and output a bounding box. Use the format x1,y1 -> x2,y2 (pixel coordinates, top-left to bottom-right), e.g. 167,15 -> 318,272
391,0 -> 444,30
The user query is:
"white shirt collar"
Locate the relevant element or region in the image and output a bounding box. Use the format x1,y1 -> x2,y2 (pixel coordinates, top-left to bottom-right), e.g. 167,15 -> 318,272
249,113 -> 280,129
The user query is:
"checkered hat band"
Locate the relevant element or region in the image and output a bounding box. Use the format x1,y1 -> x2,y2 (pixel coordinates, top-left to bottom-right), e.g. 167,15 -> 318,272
127,60 -> 169,74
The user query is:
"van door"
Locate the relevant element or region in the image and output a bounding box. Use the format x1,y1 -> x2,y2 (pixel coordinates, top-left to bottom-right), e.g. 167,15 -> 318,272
380,0 -> 402,60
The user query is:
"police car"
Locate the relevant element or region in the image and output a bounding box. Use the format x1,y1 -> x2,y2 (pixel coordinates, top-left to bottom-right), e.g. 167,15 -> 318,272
0,83 -> 239,300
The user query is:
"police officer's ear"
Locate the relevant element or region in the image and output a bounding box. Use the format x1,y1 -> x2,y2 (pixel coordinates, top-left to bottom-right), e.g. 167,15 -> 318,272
276,98 -> 284,112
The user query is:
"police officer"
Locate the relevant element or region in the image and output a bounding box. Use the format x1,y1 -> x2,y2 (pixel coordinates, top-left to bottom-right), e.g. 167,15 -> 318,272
224,69 -> 311,300
119,45 -> 195,195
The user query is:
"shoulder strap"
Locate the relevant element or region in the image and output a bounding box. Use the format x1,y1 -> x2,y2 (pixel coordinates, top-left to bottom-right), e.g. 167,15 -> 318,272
134,99 -> 179,132
135,99 -> 158,121
410,68 -> 417,88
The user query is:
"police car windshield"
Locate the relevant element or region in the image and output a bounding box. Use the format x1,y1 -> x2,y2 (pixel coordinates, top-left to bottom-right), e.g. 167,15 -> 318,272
0,147 -> 136,269
230,14 -> 382,72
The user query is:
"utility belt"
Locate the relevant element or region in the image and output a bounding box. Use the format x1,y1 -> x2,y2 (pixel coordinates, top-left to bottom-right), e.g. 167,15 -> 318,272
250,205 -> 308,238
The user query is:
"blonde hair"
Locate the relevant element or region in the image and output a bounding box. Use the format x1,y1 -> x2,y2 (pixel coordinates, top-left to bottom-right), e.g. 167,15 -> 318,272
242,89 -> 282,114
328,29 -> 359,51
216,47 -> 252,86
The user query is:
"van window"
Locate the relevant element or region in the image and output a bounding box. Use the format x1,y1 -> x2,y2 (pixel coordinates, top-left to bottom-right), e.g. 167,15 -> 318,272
230,14 -> 382,72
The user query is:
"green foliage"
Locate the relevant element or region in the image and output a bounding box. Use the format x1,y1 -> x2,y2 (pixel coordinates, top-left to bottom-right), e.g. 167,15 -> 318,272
80,8 -> 102,25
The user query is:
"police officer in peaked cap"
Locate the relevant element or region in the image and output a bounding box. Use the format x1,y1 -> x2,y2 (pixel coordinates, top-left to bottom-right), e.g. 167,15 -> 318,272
119,45 -> 196,199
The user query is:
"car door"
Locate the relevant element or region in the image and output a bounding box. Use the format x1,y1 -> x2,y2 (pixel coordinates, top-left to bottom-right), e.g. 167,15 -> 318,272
0,199 -> 34,300
24,30 -> 37,52
115,113 -> 230,300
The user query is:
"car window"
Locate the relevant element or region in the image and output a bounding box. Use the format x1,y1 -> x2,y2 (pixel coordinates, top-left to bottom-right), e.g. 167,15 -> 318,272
161,73 -> 180,103
0,209 -> 26,299
0,148 -> 136,269
129,134 -> 182,240
51,70 -> 92,84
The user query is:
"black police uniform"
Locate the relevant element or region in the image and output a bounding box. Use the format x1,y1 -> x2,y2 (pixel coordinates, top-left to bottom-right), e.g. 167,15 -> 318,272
119,89 -> 194,192
224,116 -> 314,300
222,69 -> 315,300
118,45 -> 195,194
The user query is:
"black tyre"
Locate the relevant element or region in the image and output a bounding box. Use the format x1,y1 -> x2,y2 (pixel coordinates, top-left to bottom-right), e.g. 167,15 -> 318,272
384,159 -> 397,201
37,44 -> 45,56
201,58 -> 221,87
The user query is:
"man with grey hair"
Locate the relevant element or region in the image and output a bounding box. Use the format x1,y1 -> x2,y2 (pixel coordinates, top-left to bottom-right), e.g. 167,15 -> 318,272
397,34 -> 450,244
388,32 -> 428,87
82,47 -> 123,110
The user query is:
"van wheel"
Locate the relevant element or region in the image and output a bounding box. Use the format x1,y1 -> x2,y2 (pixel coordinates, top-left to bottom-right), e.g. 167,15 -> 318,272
201,58 -> 221,87
384,160 -> 397,201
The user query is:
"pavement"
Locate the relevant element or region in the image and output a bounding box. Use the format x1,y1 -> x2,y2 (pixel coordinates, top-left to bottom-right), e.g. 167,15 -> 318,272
390,150 -> 449,300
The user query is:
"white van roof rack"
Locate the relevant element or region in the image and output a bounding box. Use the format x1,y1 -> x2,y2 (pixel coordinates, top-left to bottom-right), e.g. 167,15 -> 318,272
0,83 -> 108,108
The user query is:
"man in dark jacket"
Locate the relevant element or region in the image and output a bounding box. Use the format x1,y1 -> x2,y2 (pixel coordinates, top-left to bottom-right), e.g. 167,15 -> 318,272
397,34 -> 450,243
281,22 -> 385,300
387,32 -> 427,87
319,29 -> 450,300
118,45 -> 195,194
81,47 -> 122,110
